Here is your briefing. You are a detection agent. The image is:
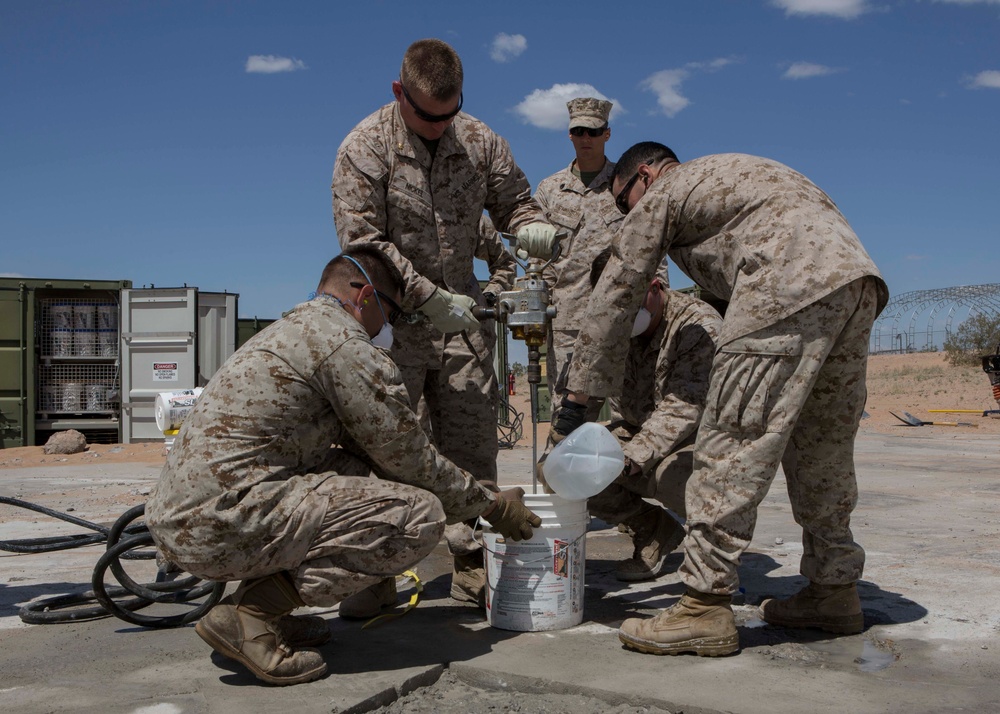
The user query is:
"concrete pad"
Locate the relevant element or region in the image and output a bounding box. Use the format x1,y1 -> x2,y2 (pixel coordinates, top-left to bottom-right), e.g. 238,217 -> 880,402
2,430 -> 999,713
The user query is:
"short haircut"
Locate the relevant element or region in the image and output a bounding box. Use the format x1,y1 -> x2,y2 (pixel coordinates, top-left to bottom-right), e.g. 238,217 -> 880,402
318,245 -> 405,299
589,247 -> 613,289
611,142 -> 679,186
400,38 -> 463,101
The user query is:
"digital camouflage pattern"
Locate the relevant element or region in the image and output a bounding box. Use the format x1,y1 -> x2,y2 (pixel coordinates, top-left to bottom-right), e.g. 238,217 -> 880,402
566,153 -> 888,595
145,298 -> 494,596
588,289 -> 720,524
534,160 -> 667,423
332,103 -> 542,483
332,102 -> 543,369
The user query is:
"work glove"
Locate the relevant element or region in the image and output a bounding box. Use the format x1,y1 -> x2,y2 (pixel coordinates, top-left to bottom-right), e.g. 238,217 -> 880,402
550,397 -> 588,444
419,288 -> 480,334
482,487 -> 542,541
515,222 -> 558,260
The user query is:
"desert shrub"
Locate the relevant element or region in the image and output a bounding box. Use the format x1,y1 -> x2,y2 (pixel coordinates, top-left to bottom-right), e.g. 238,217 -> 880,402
943,313 -> 1000,367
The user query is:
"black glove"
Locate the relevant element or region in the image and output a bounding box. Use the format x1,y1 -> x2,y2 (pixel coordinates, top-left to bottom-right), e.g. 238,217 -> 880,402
482,487 -> 542,541
551,397 -> 588,441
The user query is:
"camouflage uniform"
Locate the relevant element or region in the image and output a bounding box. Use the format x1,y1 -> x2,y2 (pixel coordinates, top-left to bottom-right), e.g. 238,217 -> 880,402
332,103 -> 543,488
146,298 -> 495,606
588,290 -> 721,525
534,159 -> 621,424
535,162 -> 670,425
566,153 -> 889,595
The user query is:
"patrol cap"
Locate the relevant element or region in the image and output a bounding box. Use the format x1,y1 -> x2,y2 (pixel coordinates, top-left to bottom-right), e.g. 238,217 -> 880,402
567,97 -> 612,129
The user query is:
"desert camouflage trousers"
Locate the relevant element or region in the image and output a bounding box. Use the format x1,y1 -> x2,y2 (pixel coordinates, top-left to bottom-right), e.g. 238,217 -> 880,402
587,436 -> 694,525
546,329 -> 607,427
291,474 -> 445,606
679,277 -> 881,595
403,333 -> 499,558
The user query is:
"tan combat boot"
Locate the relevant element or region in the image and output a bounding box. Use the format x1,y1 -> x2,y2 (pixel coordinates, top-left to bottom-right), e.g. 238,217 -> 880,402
760,582 -> 864,634
615,507 -> 685,582
450,551 -> 486,606
618,590 -> 739,656
338,577 -> 397,619
195,573 -> 327,685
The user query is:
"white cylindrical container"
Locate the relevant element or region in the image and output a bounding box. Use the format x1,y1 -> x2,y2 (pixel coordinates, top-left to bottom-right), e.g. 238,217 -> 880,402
59,382 -> 84,412
41,384 -> 59,412
154,388 -> 204,432
74,330 -> 98,357
542,422 -> 626,501
49,303 -> 74,330
97,304 -> 118,330
49,329 -> 74,357
73,304 -> 96,330
97,329 -> 118,357
85,383 -> 107,411
483,492 -> 589,632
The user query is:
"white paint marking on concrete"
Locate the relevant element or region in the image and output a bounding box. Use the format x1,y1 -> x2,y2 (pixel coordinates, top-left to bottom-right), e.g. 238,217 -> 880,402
130,704 -> 184,714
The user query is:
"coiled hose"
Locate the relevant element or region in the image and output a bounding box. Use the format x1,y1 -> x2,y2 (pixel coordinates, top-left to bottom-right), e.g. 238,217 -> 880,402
1,497 -> 223,627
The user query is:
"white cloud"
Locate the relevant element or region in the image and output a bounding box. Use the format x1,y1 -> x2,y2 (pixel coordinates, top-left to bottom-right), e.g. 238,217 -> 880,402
771,0 -> 869,19
783,62 -> 841,79
637,57 -> 738,118
640,70 -> 691,117
0,272 -> 28,278
245,55 -> 307,74
513,83 -> 624,129
490,33 -> 527,63
968,70 -> 1000,89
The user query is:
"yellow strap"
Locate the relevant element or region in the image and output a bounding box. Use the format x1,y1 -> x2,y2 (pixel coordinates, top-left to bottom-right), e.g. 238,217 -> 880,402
361,570 -> 422,630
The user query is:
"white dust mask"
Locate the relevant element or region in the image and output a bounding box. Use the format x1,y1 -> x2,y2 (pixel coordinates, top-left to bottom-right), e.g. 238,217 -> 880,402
631,307 -> 652,337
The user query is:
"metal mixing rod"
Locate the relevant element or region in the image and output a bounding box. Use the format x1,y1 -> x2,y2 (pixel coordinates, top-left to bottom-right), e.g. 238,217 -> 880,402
472,232 -> 560,383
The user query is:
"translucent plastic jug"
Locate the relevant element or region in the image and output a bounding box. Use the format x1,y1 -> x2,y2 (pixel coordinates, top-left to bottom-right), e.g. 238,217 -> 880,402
543,422 -> 625,501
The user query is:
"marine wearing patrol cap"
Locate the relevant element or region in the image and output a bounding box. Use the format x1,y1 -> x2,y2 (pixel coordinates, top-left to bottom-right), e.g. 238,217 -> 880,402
567,97 -> 612,129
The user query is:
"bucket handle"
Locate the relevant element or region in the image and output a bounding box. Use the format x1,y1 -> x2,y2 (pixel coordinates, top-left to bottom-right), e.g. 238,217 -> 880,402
478,531 -> 586,566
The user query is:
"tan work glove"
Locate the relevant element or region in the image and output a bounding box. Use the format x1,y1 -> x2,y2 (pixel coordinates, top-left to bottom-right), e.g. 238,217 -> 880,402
482,487 -> 542,541
419,288 -> 480,334
515,222 -> 558,260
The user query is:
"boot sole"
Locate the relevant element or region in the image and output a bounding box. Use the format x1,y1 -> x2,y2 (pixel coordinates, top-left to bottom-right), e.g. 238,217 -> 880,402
615,553 -> 670,582
195,618 -> 328,685
618,630 -> 739,657
760,612 -> 864,635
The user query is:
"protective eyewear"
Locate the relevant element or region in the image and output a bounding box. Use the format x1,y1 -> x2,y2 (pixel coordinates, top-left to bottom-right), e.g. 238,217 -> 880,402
400,83 -> 463,123
569,125 -> 607,138
350,282 -> 403,325
614,170 -> 642,215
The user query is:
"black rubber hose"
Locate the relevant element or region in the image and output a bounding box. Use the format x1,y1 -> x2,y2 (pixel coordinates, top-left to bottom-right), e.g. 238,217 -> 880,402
0,495 -> 146,555
91,532 -> 224,628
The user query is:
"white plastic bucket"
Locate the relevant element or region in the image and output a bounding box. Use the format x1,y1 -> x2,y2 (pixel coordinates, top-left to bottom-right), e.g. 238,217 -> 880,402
97,304 -> 118,330
85,383 -> 108,411
74,330 -> 97,356
73,304 -> 96,330
97,329 -> 118,357
49,329 -> 74,357
482,492 -> 589,632
154,388 -> 204,432
49,303 -> 73,330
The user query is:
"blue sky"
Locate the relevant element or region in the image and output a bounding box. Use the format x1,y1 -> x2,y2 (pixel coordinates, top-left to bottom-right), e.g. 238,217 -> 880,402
3,0 -> 999,365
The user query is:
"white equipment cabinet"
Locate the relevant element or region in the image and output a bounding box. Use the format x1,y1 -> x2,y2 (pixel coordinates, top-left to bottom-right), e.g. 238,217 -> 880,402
121,288 -> 237,443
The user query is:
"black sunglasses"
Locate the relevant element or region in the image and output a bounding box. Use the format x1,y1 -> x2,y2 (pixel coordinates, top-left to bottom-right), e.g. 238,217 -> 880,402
569,125 -> 607,138
400,83 -> 463,123
615,170 -> 643,215
350,282 -> 403,326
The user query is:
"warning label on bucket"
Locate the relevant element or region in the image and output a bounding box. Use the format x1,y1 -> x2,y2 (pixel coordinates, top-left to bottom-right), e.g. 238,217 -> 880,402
153,362 -> 179,381
553,539 -> 569,578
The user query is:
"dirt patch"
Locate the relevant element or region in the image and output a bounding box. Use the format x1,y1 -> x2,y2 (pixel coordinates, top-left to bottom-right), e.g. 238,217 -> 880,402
370,669 -> 672,714
0,441 -> 166,470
